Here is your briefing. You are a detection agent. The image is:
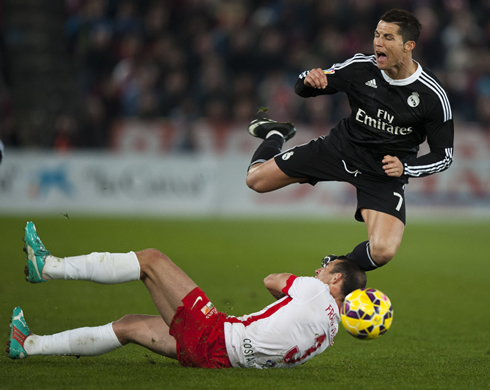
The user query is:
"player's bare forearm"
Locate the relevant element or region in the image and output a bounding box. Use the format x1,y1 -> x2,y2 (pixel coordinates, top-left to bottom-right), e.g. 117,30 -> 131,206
263,273 -> 292,300
382,155 -> 403,177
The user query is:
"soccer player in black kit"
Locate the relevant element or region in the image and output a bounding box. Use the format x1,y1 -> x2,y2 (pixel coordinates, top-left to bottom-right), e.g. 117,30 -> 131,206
245,9 -> 454,272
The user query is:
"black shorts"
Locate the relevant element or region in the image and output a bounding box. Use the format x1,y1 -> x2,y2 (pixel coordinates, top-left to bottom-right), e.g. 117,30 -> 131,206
274,136 -> 409,224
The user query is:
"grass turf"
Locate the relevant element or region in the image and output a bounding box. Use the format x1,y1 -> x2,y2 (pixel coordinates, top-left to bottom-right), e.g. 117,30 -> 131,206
1,216 -> 489,389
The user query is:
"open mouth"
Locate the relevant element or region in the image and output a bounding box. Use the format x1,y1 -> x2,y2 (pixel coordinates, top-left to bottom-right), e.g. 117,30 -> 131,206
376,51 -> 387,62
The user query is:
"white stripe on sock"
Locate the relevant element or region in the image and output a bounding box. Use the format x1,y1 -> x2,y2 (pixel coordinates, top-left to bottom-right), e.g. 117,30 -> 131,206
366,242 -> 378,268
266,130 -> 285,139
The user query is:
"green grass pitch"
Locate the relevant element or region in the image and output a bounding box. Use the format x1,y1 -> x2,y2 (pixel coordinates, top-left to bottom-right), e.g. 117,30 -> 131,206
1,216 -> 489,389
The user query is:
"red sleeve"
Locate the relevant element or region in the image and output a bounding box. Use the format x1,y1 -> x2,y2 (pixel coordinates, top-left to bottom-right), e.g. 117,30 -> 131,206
281,275 -> 298,295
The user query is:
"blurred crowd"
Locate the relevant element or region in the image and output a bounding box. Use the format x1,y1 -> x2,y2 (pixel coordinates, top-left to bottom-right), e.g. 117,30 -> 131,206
2,0 -> 490,150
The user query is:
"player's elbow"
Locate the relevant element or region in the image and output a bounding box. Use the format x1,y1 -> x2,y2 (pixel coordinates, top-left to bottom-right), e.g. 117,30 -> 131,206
438,150 -> 453,173
264,273 -> 290,292
264,274 -> 285,291
263,274 -> 276,289
436,149 -> 454,173
294,79 -> 310,97
445,155 -> 454,170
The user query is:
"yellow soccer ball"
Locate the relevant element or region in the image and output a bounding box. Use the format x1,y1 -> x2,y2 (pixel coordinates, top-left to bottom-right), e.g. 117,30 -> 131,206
341,288 -> 393,340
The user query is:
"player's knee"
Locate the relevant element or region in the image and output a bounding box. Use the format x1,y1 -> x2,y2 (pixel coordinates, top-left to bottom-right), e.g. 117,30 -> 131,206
246,173 -> 267,193
112,314 -> 138,345
369,241 -> 398,266
137,248 -> 172,278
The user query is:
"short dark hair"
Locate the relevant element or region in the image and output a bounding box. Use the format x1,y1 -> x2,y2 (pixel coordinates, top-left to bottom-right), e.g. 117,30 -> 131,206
331,256 -> 367,300
380,9 -> 422,44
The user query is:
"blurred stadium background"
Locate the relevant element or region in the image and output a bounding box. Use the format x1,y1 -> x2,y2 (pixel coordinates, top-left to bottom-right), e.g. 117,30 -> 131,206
0,0 -> 489,218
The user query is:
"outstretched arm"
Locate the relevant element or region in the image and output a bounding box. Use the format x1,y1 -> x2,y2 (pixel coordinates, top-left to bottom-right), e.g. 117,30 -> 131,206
263,273 -> 293,300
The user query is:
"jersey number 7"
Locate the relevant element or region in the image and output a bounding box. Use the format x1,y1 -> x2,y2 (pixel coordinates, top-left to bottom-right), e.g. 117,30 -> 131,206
393,192 -> 403,211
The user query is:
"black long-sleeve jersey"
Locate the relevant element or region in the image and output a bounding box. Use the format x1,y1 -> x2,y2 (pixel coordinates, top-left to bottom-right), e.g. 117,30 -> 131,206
295,53 -> 454,178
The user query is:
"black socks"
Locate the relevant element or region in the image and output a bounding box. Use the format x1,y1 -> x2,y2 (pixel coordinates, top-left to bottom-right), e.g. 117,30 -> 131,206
347,241 -> 380,271
248,134 -> 284,171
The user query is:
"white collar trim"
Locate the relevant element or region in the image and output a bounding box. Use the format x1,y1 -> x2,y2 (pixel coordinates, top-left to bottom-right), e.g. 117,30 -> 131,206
381,61 -> 421,86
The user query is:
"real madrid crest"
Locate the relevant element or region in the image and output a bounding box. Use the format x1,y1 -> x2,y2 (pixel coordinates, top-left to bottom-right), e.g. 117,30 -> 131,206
407,92 -> 420,107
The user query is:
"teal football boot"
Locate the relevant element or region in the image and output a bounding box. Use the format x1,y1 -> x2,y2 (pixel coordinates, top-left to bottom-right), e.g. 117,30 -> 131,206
7,307 -> 31,359
23,221 -> 50,283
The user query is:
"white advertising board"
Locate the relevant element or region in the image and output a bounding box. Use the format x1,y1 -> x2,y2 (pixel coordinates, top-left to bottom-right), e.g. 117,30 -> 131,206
1,122 -> 489,219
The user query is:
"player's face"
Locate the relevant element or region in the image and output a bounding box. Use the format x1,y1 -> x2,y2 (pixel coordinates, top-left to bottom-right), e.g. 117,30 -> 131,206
314,262 -> 338,285
373,21 -> 407,71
